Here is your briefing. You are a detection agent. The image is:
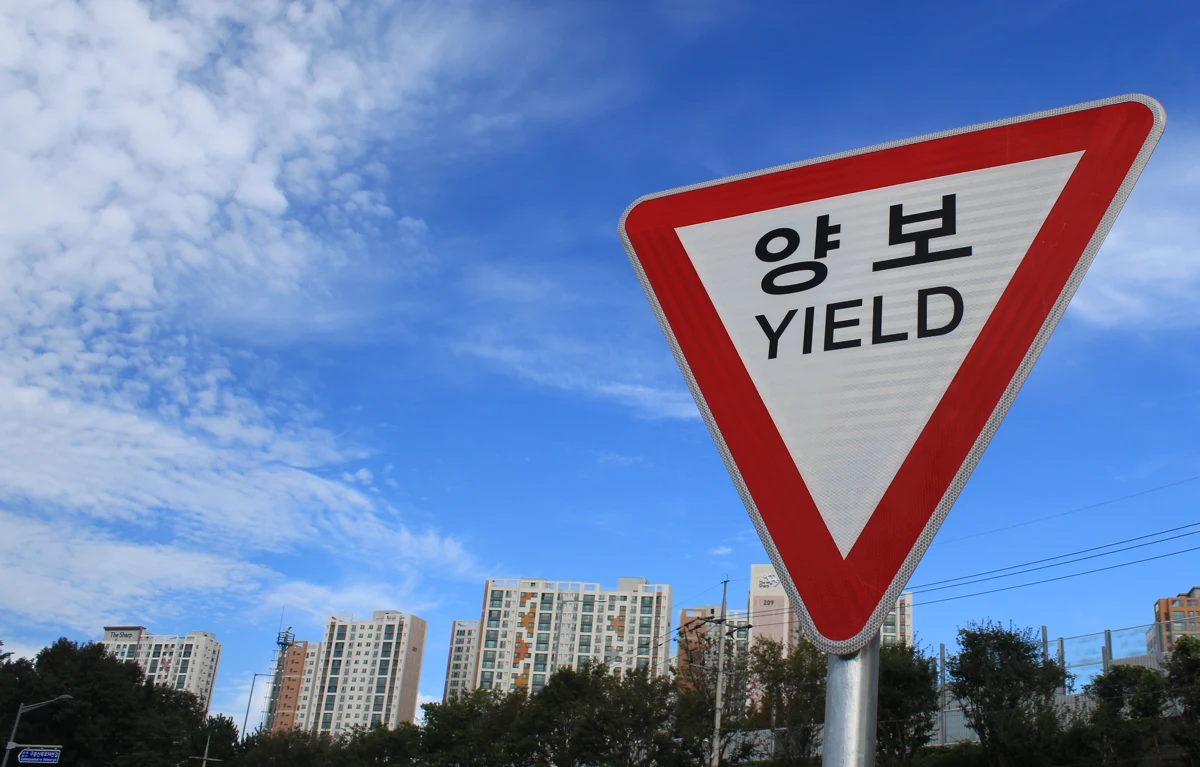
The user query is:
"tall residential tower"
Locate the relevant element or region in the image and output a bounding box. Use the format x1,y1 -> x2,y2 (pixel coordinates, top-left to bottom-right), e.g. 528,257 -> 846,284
265,610 -> 426,736
102,626 -> 222,713
473,576 -> 672,694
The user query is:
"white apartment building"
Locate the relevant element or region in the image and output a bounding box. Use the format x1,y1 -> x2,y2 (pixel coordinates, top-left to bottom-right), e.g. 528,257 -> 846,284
102,626 -> 221,713
746,564 -> 913,648
474,577 -> 673,694
277,611 -> 427,736
443,619 -> 479,702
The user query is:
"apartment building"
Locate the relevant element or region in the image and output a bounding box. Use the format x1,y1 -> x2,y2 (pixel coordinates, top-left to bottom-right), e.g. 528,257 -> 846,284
266,611 -> 426,736
746,564 -> 913,648
1152,586 -> 1200,652
676,605 -> 751,682
442,619 -> 479,702
474,576 -> 673,694
101,626 -> 221,713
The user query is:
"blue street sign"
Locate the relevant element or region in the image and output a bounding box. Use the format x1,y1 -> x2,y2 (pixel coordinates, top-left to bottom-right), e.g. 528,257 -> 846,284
17,749 -> 60,764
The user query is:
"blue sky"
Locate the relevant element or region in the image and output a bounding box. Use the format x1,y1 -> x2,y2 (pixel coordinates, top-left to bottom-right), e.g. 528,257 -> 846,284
1,0 -> 1199,724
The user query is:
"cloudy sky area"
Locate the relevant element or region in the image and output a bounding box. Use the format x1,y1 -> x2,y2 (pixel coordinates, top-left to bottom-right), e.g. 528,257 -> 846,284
1,0 -> 1199,724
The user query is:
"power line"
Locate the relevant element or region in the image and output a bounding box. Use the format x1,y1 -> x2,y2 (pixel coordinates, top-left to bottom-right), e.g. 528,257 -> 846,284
932,474 -> 1200,546
915,543 -> 1200,607
911,526 -> 1200,594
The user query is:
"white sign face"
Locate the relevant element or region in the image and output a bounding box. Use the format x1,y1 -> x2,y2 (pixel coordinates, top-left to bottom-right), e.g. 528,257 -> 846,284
675,152 -> 1081,556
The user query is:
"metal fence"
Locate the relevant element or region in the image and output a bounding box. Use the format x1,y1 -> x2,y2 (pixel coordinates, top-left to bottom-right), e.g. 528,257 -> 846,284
933,620 -> 1175,745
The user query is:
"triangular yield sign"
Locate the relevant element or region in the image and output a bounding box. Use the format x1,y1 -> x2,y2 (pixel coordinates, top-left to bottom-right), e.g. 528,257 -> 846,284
619,95 -> 1164,654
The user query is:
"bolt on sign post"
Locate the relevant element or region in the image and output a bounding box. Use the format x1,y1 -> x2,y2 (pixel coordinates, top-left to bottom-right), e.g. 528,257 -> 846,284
618,95 -> 1164,765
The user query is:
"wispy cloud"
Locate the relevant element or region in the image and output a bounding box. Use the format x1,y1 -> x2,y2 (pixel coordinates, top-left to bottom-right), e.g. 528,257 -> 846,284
1071,132 -> 1200,327
0,512 -> 267,633
453,264 -> 698,420
0,0 -> 557,635
709,545 -> 733,557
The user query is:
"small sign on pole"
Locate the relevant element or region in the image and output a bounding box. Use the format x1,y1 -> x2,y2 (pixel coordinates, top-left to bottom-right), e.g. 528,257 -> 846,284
16,749 -> 61,765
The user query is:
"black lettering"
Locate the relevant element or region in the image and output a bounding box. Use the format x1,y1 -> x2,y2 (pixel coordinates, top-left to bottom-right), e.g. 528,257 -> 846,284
824,299 -> 862,351
814,214 -> 840,259
874,194 -> 973,271
802,306 -> 815,355
917,286 -> 964,338
761,261 -> 827,295
755,228 -> 800,263
872,296 -> 908,344
755,309 -> 799,360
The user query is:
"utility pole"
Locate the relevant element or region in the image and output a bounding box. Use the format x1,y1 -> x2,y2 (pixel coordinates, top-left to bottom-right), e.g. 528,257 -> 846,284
710,578 -> 729,767
188,735 -> 223,767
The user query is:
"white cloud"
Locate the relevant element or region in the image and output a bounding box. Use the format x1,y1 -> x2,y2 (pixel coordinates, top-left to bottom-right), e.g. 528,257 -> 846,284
454,265 -> 698,420
415,693 -> 440,723
0,512 -> 267,632
0,637 -> 46,661
709,545 -> 733,557
1071,132 -> 1200,327
0,0 -> 543,636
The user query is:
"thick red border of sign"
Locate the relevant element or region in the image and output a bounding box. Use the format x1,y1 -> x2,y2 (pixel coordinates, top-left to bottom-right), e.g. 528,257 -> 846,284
623,102 -> 1155,642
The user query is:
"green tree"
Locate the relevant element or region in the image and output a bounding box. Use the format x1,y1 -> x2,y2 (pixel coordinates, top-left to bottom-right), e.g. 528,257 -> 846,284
947,621 -> 1068,767
192,714 -> 241,762
523,663 -> 611,766
0,637 -> 210,767
1164,634 -> 1200,761
596,665 -> 690,766
232,728 -> 349,767
420,687 -> 531,766
343,721 -> 420,764
1076,663 -> 1169,764
748,637 -> 825,765
675,626 -> 755,765
876,642 -> 940,767
910,741 -> 988,767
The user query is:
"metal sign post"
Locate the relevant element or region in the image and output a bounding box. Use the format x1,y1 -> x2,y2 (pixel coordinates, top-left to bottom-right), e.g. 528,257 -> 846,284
823,633 -> 880,767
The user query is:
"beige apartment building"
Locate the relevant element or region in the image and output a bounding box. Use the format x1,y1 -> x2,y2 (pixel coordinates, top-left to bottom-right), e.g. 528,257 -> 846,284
264,610 -> 426,736
102,626 -> 221,713
473,576 -> 673,694
442,619 -> 479,702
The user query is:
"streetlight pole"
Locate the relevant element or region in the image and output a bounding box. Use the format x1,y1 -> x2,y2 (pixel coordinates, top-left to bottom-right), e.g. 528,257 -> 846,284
242,673 -> 273,742
241,672 -> 303,741
2,695 -> 73,767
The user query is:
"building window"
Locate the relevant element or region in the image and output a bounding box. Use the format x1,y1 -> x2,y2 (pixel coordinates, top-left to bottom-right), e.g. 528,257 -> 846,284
535,634 -> 550,652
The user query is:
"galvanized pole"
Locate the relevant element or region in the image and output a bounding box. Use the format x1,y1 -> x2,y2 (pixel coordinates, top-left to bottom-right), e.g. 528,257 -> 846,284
823,632 -> 880,767
710,579 -> 729,767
